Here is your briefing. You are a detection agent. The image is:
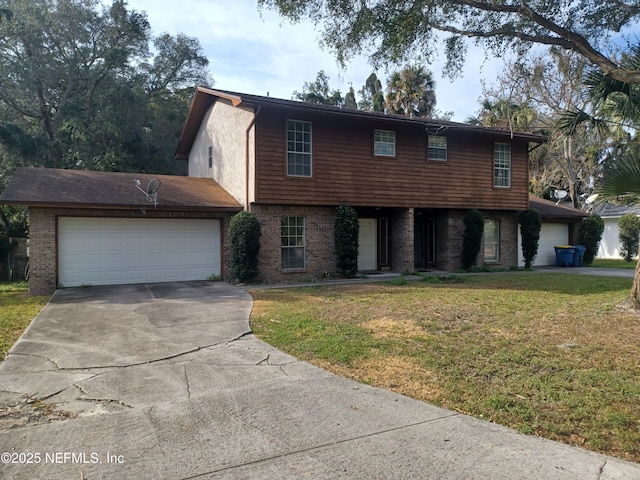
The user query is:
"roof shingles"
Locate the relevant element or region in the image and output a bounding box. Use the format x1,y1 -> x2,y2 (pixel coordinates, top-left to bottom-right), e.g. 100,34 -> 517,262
0,168 -> 242,212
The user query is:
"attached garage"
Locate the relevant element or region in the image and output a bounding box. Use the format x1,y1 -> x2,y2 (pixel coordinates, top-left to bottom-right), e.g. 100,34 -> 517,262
518,197 -> 587,267
58,217 -> 221,287
0,168 -> 242,295
518,222 -> 568,267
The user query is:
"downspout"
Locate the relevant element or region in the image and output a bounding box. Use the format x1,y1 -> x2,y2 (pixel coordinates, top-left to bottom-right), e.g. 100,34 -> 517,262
245,106 -> 261,211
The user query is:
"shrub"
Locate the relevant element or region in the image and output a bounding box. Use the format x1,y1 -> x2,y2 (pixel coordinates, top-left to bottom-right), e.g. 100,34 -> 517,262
618,213 -> 640,261
579,214 -> 605,265
334,205 -> 359,277
518,209 -> 541,269
460,209 -> 484,271
228,211 -> 261,282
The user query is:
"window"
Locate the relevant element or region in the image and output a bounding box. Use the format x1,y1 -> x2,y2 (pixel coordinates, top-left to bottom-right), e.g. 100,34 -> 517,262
484,219 -> 500,262
374,129 -> 396,156
281,216 -> 305,269
208,145 -> 213,168
287,120 -> 312,176
428,135 -> 447,160
494,143 -> 511,187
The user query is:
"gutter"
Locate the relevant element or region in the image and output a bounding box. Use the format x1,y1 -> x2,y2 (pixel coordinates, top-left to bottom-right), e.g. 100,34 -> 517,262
245,105 -> 261,210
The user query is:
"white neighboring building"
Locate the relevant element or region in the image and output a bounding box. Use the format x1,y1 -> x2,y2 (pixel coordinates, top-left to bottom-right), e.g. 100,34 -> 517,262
593,203 -> 640,259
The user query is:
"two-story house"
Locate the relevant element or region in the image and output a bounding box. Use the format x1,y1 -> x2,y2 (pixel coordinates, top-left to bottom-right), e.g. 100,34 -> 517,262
0,87 -> 547,295
176,88 -> 545,282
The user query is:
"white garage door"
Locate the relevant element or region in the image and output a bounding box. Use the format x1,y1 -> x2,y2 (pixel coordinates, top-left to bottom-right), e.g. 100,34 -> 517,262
518,222 -> 568,267
58,217 -> 220,287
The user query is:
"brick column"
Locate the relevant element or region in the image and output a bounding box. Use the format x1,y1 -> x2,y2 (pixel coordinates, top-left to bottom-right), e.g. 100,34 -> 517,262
28,208 -> 57,295
391,208 -> 415,273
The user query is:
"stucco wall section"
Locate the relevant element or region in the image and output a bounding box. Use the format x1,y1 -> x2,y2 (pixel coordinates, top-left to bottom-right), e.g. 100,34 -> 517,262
188,100 -> 255,207
27,207 -> 235,296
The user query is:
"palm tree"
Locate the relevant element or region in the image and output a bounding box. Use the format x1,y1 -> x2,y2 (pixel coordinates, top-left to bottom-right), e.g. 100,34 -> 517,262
467,98 -> 537,132
568,47 -> 640,305
385,65 -> 436,117
599,153 -> 640,306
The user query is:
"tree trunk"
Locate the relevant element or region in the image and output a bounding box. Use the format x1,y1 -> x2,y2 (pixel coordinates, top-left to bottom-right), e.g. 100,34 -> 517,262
632,259 -> 640,308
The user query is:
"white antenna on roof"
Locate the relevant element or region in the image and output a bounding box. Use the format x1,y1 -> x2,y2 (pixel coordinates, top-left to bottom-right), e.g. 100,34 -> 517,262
134,178 -> 161,207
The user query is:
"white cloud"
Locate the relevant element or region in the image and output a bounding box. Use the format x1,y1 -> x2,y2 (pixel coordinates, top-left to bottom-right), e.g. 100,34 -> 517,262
124,0 -> 511,121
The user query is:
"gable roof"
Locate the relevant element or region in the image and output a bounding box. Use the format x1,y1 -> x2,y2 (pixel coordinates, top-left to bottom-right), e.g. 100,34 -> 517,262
0,167 -> 242,212
175,87 -> 548,161
591,202 -> 640,218
529,197 -> 588,220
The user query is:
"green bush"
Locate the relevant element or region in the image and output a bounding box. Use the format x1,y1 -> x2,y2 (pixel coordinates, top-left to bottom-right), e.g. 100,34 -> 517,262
228,211 -> 261,282
579,214 -> 604,265
335,205 -> 359,277
460,209 -> 484,271
618,213 -> 640,261
518,209 -> 541,269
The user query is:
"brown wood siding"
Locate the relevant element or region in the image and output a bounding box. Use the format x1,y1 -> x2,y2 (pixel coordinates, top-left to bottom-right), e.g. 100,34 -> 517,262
254,108 -> 529,210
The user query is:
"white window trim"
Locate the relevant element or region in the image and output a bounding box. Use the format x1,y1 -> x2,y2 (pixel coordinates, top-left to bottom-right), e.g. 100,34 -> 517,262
494,143 -> 511,188
374,129 -> 396,157
286,120 -> 312,177
428,135 -> 447,161
281,216 -> 306,271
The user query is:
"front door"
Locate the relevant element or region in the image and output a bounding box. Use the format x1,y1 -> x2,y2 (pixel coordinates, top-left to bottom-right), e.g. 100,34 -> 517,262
414,216 -> 436,270
358,218 -> 377,272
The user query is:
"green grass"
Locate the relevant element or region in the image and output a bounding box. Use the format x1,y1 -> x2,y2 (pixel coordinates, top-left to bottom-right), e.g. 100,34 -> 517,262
591,258 -> 638,269
251,273 -> 640,463
0,282 -> 49,360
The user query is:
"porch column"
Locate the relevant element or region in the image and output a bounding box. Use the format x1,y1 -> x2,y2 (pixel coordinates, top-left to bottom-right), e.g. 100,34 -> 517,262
391,208 -> 415,273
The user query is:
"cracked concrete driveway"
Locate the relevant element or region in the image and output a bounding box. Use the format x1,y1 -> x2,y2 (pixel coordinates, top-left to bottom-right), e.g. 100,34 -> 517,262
1,282 -> 640,479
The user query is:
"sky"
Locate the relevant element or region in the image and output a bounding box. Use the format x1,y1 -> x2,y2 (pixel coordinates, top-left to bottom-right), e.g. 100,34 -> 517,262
124,0 -> 513,122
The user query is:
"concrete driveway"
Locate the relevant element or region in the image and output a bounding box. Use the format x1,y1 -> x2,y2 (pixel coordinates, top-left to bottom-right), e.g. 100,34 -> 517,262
1,282 -> 639,479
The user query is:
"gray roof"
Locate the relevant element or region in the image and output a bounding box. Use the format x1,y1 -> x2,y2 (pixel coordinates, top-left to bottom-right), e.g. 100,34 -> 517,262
0,167 -> 242,212
591,202 -> 640,218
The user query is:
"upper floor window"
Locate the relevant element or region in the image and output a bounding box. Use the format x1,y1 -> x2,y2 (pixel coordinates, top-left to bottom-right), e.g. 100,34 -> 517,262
287,120 -> 312,177
494,143 -> 511,188
428,135 -> 447,160
374,129 -> 396,156
208,145 -> 213,168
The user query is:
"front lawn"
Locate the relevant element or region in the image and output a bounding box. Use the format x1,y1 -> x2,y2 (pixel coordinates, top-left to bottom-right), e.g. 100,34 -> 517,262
250,273 -> 640,463
591,258 -> 638,269
0,282 -> 49,360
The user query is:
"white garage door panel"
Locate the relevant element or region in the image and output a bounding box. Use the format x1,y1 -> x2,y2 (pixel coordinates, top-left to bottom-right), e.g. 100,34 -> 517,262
58,217 -> 220,287
518,223 -> 568,267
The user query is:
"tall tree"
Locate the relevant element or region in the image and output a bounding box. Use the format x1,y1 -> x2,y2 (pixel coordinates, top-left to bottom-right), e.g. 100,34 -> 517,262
292,70 -> 344,106
385,65 -> 436,117
0,0 -> 210,176
358,73 -> 384,112
0,0 -> 150,167
467,98 -> 536,131
478,49 -> 604,208
259,0 -> 640,85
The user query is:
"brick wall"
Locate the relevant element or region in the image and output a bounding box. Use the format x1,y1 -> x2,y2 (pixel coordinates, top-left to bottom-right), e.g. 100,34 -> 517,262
29,209 -> 57,295
438,209 -> 519,271
390,208 -> 414,274
250,204 -> 336,283
27,207 -> 236,296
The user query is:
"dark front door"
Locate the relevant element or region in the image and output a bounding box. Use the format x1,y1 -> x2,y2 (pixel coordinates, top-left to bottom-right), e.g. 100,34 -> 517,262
414,216 -> 436,270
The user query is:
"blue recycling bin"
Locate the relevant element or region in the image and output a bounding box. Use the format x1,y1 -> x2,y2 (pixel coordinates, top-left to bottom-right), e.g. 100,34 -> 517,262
554,246 -> 575,267
572,245 -> 587,267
